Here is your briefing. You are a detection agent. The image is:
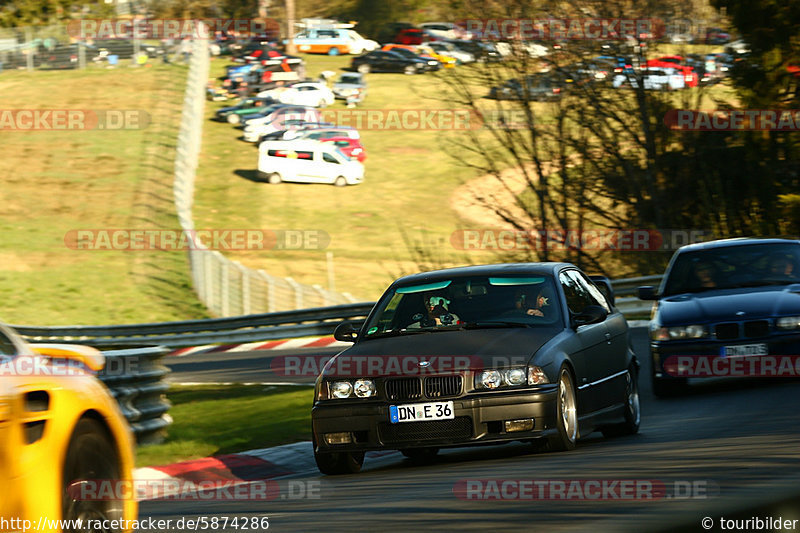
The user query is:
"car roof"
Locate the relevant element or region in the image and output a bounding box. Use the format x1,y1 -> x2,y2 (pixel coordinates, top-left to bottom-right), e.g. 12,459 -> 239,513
675,237 -> 800,253
389,262 -> 576,288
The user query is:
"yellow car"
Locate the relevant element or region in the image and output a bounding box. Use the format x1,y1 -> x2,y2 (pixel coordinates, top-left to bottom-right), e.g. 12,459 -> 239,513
0,323 -> 137,532
415,44 -> 459,68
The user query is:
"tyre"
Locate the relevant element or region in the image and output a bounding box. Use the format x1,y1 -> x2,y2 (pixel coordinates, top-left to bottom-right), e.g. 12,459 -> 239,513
547,366 -> 578,452
318,99 -> 327,108
601,366 -> 641,437
334,176 -> 347,187
357,63 -> 370,74
328,47 -> 340,56
400,448 -> 439,463
267,173 -> 282,184
404,64 -> 417,75
312,433 -> 364,475
227,113 -> 240,124
62,418 -> 123,531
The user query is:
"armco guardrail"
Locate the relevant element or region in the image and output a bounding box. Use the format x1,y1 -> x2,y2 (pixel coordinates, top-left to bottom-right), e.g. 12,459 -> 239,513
12,275 -> 661,350
173,23 -> 357,317
13,302 -> 376,349
97,346 -> 172,444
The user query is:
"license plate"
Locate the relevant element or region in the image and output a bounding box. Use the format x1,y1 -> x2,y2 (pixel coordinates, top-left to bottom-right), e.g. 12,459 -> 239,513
389,401 -> 454,424
722,343 -> 768,357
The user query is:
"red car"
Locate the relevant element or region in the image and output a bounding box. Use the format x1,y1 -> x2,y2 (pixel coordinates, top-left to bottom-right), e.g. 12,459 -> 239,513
646,56 -> 699,87
394,28 -> 441,45
323,137 -> 366,162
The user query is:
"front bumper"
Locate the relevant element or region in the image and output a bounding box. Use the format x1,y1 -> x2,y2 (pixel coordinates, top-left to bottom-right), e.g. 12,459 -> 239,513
312,385 -> 558,452
651,331 -> 800,378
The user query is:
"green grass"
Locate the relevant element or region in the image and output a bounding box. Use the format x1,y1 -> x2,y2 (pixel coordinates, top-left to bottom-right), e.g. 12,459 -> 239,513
0,62 -> 209,325
136,384 -> 313,467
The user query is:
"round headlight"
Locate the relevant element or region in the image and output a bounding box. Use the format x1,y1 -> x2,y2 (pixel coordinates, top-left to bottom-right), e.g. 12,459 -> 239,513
331,381 -> 353,399
478,370 -> 502,389
353,379 -> 376,398
504,368 -> 526,386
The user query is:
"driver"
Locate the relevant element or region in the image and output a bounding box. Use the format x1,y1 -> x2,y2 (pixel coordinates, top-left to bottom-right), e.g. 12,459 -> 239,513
769,255 -> 796,278
408,294 -> 461,328
515,287 -> 551,317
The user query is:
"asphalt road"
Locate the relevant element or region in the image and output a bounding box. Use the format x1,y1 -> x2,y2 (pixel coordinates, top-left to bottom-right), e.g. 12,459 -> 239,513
146,329 -> 800,532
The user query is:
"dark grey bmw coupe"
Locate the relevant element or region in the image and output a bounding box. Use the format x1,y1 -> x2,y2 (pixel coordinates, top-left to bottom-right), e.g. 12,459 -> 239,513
311,263 -> 640,474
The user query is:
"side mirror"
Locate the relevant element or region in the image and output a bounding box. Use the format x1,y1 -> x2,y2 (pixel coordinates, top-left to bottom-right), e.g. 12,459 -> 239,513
333,321 -> 359,343
572,305 -> 608,327
637,286 -> 658,300
589,276 -> 615,306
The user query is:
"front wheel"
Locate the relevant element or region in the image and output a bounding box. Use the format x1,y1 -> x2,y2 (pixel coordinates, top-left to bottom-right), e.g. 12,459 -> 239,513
403,64 -> 417,75
313,433 -> 364,475
334,176 -> 347,187
227,113 -> 240,124
547,366 -> 578,452
601,366 -> 641,437
357,63 -> 370,74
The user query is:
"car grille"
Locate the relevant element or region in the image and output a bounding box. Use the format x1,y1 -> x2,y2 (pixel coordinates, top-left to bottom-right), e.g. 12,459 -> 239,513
378,416 -> 473,444
744,320 -> 769,338
385,378 -> 422,401
714,320 -> 771,340
424,375 -> 462,398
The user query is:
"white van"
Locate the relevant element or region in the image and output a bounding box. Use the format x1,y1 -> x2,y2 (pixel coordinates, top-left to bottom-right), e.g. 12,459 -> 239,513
257,140 -> 364,186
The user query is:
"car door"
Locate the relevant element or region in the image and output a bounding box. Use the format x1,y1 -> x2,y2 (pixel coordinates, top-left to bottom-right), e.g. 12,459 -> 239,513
0,330 -> 17,518
558,269 -> 612,414
572,271 -> 629,409
290,149 -> 317,182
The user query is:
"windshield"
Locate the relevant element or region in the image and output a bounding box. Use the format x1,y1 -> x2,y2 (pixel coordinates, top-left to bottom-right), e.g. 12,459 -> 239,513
338,75 -> 361,84
662,243 -> 800,295
361,275 -> 562,338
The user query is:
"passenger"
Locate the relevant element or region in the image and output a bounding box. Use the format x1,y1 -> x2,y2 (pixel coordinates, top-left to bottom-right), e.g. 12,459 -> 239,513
515,287 -> 551,317
769,255 -> 797,278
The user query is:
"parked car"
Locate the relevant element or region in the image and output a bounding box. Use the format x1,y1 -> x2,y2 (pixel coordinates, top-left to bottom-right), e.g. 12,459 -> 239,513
260,125 -> 358,143
351,50 -> 429,74
426,41 -> 475,63
238,103 -> 296,127
0,322 -> 137,529
289,28 -> 378,55
242,107 -> 322,142
262,82 -> 335,108
258,140 -> 364,186
214,97 -> 276,124
638,238 -> 800,396
706,27 -> 731,45
613,67 -> 686,90
245,117 -> 328,143
332,72 -> 367,102
446,39 -> 503,62
488,74 -> 564,101
376,22 -> 416,44
312,263 -> 639,474
379,45 -> 440,71
415,44 -> 458,68
323,136 -> 366,162
419,22 -> 471,40
394,28 -> 441,45
645,56 -> 699,87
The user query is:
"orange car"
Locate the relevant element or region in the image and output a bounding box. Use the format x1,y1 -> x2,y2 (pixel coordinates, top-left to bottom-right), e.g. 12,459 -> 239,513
0,323 -> 137,532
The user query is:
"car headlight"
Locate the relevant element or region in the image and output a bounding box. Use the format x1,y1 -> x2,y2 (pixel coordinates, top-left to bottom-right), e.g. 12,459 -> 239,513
650,324 -> 708,341
504,368 -> 526,386
428,60 -> 438,65
777,316 -> 800,330
353,379 -> 376,398
330,381 -> 353,398
476,370 -> 502,389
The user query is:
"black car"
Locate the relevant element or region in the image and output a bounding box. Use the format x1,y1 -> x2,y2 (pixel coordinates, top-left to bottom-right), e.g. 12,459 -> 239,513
351,50 -> 428,75
639,238 -> 800,396
383,47 -> 440,71
488,74 -> 564,101
312,263 -> 640,474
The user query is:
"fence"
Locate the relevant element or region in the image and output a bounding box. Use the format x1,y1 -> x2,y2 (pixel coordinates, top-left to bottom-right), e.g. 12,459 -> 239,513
173,23 -> 358,317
